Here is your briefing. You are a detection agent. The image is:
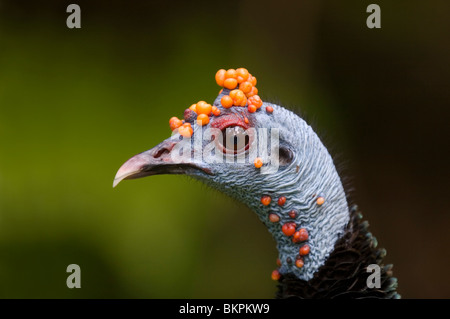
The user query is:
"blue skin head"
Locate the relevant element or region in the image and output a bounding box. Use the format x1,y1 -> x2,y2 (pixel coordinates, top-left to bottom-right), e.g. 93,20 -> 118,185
114,90 -> 350,281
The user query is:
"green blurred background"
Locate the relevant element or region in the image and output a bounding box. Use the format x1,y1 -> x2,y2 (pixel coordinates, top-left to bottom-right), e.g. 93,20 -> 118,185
0,0 -> 449,298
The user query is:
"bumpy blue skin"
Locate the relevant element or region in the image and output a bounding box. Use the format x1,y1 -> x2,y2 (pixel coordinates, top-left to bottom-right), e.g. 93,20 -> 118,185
182,93 -> 350,281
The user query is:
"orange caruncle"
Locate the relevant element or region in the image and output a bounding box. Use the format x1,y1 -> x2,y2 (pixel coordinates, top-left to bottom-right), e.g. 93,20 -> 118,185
178,123 -> 193,138
239,81 -> 253,94
211,106 -> 220,116
248,105 -> 257,113
221,95 -> 233,108
169,117 -> 183,131
317,197 -> 325,206
271,269 -> 281,281
269,213 -> 280,223
299,244 -> 310,256
248,95 -> 263,108
229,89 -> 246,106
295,259 -> 304,268
196,114 -> 210,126
277,196 -> 286,206
225,69 -> 237,79
215,69 -> 226,87
282,222 -> 296,237
246,86 -> 258,98
254,157 -> 263,168
196,101 -> 212,115
236,68 -> 249,82
223,78 -> 238,90
189,104 -> 197,112
261,195 -> 272,206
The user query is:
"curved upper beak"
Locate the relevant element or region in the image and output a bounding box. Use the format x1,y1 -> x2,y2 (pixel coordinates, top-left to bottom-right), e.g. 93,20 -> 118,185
113,138 -> 211,188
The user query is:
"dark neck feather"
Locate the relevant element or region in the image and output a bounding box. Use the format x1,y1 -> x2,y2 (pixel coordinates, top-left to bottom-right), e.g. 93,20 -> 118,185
276,204 -> 400,299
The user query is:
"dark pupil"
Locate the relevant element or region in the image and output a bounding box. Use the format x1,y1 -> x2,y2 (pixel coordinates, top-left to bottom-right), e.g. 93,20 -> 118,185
223,126 -> 249,152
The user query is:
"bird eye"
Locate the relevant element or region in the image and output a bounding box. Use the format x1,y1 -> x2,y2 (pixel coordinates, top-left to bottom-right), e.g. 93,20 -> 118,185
220,126 -> 250,154
279,146 -> 294,165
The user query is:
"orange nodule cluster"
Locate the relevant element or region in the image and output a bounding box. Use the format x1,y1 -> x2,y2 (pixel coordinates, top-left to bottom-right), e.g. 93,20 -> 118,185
216,68 -> 249,88
170,100 -> 217,133
169,68 -> 271,133
169,116 -> 193,137
194,101 -> 212,126
230,89 -> 247,107
215,68 -> 264,112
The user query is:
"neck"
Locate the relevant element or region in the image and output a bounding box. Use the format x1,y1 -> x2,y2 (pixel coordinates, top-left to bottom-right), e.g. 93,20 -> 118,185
248,109 -> 350,281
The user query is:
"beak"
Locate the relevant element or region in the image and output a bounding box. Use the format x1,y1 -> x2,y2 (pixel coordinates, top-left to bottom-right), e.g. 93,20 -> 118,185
113,138 -> 212,188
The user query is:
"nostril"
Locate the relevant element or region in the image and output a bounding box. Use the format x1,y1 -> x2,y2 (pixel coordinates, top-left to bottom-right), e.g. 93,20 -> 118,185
154,148 -> 170,159
152,142 -> 176,159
